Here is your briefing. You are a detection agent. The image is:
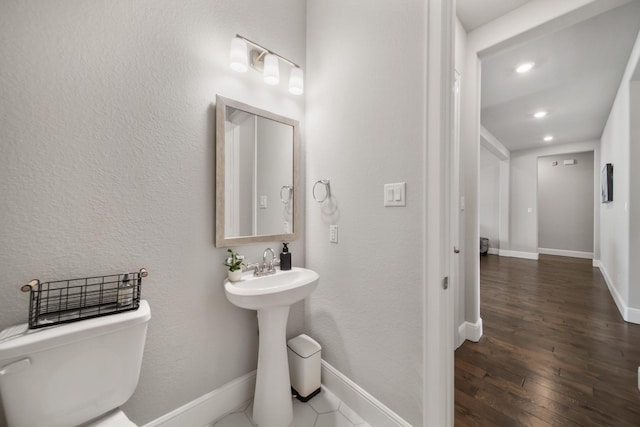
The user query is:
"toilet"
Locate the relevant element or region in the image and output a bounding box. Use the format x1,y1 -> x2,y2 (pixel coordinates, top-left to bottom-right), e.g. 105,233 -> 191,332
0,300 -> 151,427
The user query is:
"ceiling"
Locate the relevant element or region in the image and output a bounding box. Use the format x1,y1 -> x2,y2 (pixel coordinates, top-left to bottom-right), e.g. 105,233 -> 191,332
470,1 -> 640,152
456,0 -> 531,32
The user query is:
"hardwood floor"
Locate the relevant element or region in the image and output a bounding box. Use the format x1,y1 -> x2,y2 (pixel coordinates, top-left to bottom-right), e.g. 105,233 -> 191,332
455,254 -> 640,426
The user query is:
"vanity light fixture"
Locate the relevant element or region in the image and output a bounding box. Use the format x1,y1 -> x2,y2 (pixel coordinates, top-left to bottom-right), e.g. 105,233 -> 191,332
263,54 -> 280,85
229,37 -> 249,72
229,34 -> 304,95
543,135 -> 554,142
534,110 -> 548,119
516,62 -> 535,73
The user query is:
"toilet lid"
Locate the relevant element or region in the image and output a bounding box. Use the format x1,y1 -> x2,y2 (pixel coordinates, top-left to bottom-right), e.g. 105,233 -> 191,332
82,409 -> 137,427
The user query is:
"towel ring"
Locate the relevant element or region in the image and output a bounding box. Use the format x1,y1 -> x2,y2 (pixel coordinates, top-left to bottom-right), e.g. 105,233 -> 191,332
280,185 -> 293,204
312,179 -> 331,203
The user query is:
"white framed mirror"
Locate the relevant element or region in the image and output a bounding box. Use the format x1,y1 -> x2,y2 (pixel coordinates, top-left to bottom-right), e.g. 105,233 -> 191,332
215,95 -> 299,247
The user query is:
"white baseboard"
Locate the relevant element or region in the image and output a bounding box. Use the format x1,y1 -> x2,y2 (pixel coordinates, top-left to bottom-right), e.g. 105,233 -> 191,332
455,323 -> 466,349
457,318 -> 483,343
597,263 -> 640,325
487,247 -> 499,255
142,361 -> 411,427
498,249 -> 539,260
538,248 -> 593,259
593,259 -> 601,268
142,370 -> 256,427
321,360 -> 411,427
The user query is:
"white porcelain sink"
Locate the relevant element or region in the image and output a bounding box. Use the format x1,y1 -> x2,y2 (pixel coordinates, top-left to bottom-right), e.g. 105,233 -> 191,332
224,267 -> 319,310
224,267 -> 319,427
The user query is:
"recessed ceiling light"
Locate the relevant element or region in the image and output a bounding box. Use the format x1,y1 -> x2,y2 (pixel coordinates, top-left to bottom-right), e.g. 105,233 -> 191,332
544,135 -> 554,142
534,110 -> 548,119
516,62 -> 535,73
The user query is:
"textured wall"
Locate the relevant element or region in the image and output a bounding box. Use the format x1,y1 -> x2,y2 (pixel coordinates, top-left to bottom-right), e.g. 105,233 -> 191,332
0,1 -> 305,425
509,141 -> 598,254
454,15 -> 468,346
305,1 -> 426,424
538,151 -> 594,253
600,30 -> 640,309
479,146 -> 500,249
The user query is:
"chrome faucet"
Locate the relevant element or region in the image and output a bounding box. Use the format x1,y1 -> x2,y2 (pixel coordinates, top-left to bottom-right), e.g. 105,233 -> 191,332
262,248 -> 276,273
246,248 -> 278,277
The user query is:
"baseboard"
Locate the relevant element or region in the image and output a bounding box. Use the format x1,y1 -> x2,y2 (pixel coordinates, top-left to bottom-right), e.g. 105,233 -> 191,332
455,323 -> 466,348
142,362 -> 411,427
141,370 -> 256,427
597,263 -> 640,325
498,249 -> 539,260
321,360 -> 411,427
457,318 -> 483,343
487,247 -> 499,255
538,248 -> 593,259
593,259 -> 601,268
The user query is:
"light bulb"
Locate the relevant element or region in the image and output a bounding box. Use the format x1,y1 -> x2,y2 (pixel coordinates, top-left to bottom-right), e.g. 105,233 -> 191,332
229,37 -> 248,72
544,135 -> 554,142
263,54 -> 279,85
289,67 -> 304,95
534,110 -> 548,119
516,62 -> 534,73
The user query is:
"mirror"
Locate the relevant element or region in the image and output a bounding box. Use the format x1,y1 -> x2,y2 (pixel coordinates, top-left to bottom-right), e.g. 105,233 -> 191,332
215,95 -> 299,247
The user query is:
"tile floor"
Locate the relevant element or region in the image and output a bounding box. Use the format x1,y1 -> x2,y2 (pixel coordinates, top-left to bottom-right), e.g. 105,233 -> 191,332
211,387 -> 371,427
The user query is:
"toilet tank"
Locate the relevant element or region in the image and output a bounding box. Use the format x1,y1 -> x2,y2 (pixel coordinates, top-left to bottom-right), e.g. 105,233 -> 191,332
0,300 -> 151,427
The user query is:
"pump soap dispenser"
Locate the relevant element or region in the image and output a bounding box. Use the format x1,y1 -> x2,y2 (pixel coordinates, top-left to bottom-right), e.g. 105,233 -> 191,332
280,243 -> 292,270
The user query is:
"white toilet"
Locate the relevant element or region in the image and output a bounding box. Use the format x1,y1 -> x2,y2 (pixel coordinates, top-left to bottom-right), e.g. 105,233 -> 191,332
0,300 -> 151,427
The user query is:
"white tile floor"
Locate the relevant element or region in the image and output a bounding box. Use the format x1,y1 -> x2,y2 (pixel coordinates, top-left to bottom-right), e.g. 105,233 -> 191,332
212,387 -> 371,427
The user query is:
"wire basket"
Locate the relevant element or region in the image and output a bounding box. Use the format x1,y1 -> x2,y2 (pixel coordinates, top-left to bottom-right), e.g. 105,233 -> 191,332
20,268 -> 148,329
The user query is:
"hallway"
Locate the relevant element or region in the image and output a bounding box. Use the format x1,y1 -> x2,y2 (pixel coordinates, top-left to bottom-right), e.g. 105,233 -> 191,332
455,254 -> 640,426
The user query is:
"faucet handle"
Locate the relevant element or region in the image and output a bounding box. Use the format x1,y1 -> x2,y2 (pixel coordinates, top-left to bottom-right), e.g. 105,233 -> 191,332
245,262 -> 260,271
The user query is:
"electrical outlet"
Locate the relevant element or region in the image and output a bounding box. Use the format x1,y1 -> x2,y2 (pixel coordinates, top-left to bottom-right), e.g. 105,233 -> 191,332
329,225 -> 338,243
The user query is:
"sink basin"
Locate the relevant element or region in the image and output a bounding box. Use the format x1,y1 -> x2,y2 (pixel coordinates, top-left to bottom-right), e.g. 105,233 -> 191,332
223,266 -> 319,427
224,267 -> 319,310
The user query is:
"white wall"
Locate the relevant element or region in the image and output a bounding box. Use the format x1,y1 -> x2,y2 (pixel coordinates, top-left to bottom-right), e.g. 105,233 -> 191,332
454,16 -> 468,346
631,80 -> 640,309
538,151 -> 595,254
509,141 -> 599,254
305,1 -> 428,424
479,146 -> 500,249
600,29 -> 640,318
0,1 -> 306,425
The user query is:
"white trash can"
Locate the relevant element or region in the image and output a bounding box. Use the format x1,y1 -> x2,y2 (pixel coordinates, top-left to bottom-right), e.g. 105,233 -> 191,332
287,334 -> 321,401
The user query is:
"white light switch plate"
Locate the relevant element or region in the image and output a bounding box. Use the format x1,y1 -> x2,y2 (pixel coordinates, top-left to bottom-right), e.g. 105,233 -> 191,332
384,182 -> 406,207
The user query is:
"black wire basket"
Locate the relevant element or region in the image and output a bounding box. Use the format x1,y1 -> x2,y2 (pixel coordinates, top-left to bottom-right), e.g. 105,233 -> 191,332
20,268 -> 148,329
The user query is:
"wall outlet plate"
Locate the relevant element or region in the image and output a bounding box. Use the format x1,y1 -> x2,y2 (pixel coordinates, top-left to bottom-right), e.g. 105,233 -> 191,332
329,225 -> 338,243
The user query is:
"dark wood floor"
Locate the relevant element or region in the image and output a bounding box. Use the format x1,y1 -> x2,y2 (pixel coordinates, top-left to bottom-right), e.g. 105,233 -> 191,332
455,254 -> 640,426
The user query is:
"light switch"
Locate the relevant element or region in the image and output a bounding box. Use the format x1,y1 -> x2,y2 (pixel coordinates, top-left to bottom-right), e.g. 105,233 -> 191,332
329,225 -> 338,243
527,207 -> 533,213
260,195 -> 268,209
384,182 -> 406,207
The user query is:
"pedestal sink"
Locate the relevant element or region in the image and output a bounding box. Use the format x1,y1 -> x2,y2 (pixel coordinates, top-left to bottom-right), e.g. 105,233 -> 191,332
224,267 -> 319,427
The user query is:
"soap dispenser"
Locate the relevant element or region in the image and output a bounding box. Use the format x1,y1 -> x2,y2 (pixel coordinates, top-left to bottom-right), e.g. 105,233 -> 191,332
280,243 -> 292,270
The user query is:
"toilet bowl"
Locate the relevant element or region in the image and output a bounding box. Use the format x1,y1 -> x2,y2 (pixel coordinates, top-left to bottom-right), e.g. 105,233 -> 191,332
0,300 -> 150,427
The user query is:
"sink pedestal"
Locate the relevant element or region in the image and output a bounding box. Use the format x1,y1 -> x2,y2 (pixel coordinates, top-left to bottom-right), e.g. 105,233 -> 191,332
252,306 -> 293,427
223,268 -> 319,427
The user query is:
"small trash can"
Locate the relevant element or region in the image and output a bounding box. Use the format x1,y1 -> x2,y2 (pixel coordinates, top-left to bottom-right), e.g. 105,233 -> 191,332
480,237 -> 489,255
287,334 -> 322,402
